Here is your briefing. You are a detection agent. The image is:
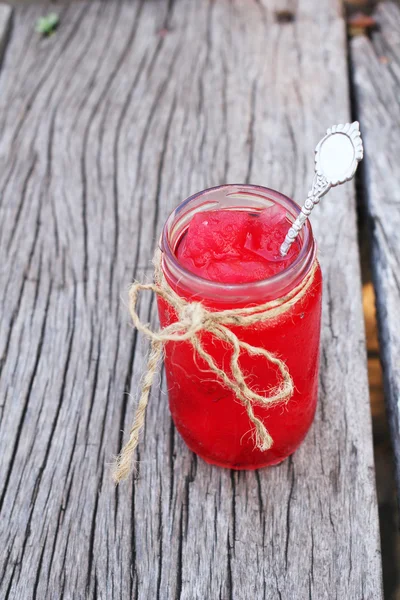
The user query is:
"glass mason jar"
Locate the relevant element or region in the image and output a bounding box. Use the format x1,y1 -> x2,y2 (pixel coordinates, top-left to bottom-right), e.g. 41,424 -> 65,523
157,184 -> 322,470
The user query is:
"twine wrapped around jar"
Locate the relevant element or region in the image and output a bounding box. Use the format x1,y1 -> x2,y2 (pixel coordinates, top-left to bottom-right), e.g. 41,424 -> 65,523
113,249 -> 318,483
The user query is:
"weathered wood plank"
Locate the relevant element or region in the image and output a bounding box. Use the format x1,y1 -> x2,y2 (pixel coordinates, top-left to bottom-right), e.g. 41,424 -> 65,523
0,1 -> 381,598
351,2 -> 400,502
0,3 -> 11,65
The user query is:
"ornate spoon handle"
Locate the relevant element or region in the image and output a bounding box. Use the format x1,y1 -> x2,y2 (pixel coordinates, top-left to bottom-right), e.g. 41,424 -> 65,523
280,174 -> 330,257
280,122 -> 364,257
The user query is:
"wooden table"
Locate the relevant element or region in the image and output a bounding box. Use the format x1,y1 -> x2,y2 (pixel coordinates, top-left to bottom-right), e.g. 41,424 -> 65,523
352,1 -> 400,511
0,1 -> 383,598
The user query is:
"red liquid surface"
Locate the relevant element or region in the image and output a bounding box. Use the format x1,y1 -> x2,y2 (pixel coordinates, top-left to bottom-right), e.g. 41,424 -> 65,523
176,206 -> 301,283
158,206 -> 322,470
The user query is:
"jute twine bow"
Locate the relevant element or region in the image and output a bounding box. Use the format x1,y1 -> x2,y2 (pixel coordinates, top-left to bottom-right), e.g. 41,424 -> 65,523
113,249 -> 318,483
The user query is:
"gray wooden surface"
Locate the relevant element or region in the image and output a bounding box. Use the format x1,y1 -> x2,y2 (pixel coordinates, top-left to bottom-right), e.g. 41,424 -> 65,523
0,1 -> 382,598
0,4 -> 11,59
351,2 -> 400,503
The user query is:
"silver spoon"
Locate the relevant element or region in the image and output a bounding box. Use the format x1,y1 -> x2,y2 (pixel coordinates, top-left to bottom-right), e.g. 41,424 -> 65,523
280,122 -> 364,257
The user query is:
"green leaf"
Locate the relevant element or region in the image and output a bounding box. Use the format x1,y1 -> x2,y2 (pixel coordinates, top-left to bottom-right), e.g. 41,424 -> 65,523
36,13 -> 59,36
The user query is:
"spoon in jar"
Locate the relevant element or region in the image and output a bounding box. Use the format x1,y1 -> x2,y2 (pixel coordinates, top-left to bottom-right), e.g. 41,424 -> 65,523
280,121 -> 364,257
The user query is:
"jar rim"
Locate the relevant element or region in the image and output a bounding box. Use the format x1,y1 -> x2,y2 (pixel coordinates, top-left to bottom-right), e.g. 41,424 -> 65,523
161,184 -> 316,303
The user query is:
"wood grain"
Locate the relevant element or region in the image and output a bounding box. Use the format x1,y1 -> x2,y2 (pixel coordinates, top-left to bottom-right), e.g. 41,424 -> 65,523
0,4 -> 11,63
351,2 -> 400,503
0,1 -> 382,598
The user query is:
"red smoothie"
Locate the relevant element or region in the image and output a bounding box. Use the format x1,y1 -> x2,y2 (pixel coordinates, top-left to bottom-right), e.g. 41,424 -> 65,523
176,206 -> 300,283
158,185 -> 322,470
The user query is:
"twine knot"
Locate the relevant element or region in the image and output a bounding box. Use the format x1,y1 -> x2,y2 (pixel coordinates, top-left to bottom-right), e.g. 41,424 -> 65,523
113,249 -> 318,483
178,301 -> 209,333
